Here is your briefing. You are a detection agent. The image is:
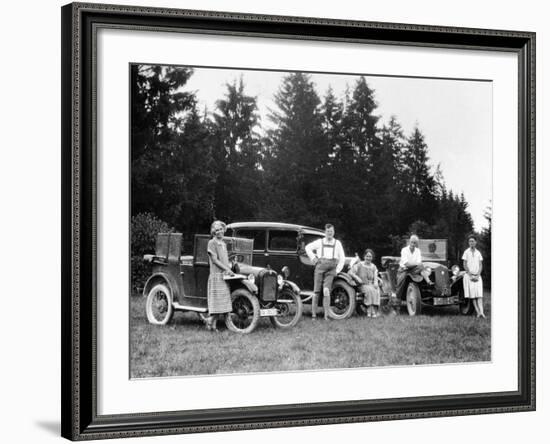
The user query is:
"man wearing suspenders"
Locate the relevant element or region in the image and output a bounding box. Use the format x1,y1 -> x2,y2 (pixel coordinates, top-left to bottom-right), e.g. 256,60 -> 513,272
305,224 -> 346,320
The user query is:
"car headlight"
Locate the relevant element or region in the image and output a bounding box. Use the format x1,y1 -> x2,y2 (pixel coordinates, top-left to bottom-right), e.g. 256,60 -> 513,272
281,266 -> 290,279
424,266 -> 432,275
277,274 -> 284,288
451,265 -> 460,276
247,274 -> 255,283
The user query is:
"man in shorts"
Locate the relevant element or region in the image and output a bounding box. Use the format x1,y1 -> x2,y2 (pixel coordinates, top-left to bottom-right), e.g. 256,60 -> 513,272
305,224 -> 346,320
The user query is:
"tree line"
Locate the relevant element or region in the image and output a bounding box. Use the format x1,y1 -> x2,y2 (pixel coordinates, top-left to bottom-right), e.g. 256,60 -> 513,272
131,65 -> 490,283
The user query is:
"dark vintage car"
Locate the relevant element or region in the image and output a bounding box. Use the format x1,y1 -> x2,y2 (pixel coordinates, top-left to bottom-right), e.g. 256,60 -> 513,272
226,222 -> 359,319
142,232 -> 303,333
379,239 -> 475,316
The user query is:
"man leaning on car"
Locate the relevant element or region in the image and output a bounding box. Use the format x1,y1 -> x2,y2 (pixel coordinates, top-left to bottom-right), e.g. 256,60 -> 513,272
305,224 -> 346,320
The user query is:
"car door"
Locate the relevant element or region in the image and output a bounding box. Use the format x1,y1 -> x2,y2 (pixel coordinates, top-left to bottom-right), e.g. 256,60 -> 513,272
298,232 -> 324,291
265,229 -> 300,282
232,228 -> 268,268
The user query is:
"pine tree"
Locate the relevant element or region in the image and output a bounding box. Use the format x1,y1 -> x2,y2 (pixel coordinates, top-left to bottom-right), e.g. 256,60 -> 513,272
131,64 -> 217,234
264,72 -> 328,224
397,126 -> 438,229
321,86 -> 344,166
478,204 -> 492,288
212,77 -> 262,221
368,116 -> 405,238
345,76 -> 380,165
401,126 -> 435,197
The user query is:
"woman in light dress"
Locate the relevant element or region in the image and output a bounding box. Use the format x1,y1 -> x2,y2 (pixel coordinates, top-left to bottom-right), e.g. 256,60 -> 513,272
205,220 -> 234,331
349,249 -> 381,318
462,235 -> 485,318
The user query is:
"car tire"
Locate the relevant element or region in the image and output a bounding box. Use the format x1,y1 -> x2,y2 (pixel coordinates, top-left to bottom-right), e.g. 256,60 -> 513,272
405,282 -> 422,316
270,288 -> 303,329
225,288 -> 260,334
145,283 -> 174,325
327,280 -> 356,320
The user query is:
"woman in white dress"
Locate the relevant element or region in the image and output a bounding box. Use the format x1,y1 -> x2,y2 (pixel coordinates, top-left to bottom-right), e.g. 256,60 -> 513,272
462,235 -> 485,318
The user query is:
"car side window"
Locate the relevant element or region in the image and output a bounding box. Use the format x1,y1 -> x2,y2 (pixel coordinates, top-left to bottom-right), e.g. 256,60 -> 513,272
303,234 -> 323,246
235,229 -> 266,251
268,230 -> 298,252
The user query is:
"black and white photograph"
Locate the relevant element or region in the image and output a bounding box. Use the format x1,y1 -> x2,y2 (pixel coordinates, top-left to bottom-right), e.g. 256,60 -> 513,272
130,64 -> 492,378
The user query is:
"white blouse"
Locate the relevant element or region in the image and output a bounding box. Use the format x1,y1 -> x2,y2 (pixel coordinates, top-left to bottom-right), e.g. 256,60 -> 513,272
462,248 -> 483,274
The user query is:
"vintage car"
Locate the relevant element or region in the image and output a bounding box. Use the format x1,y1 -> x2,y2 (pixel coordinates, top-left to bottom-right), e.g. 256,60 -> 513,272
226,222 -> 358,319
379,239 -> 475,316
142,232 -> 303,333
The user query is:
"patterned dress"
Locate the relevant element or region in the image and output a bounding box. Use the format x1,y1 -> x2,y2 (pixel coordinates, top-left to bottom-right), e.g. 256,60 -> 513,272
207,239 -> 233,314
351,262 -> 381,305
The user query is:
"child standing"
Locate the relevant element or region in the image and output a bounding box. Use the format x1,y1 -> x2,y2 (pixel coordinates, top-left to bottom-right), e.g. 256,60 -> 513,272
462,235 -> 485,318
349,249 -> 381,317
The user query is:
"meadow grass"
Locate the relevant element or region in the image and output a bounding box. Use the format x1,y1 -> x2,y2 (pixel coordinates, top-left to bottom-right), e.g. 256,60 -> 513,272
130,292 -> 491,378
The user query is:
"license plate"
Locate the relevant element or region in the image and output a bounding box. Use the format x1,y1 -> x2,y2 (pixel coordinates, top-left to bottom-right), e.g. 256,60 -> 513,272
433,296 -> 455,306
260,308 -> 278,317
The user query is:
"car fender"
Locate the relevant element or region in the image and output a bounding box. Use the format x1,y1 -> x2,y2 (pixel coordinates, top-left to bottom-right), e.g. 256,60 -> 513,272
395,275 -> 412,300
335,272 -> 356,288
237,279 -> 258,294
282,280 -> 300,295
451,272 -> 465,294
143,272 -> 182,304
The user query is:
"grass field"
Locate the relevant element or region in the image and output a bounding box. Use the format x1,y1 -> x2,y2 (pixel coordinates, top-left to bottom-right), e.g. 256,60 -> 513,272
130,292 -> 491,378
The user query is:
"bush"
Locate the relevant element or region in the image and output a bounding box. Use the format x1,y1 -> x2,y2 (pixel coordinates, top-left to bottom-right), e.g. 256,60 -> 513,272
131,212 -> 174,294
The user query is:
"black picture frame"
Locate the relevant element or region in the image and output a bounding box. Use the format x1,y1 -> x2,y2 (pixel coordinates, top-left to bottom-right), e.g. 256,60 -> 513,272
61,2 -> 536,440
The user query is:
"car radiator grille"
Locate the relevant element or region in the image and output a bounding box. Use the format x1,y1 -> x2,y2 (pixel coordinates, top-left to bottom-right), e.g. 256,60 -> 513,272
435,268 -> 449,294
261,274 -> 278,301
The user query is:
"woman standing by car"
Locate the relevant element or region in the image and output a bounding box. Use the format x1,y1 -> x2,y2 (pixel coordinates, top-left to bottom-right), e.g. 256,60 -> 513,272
462,235 -> 485,318
205,220 -> 234,331
349,249 -> 381,317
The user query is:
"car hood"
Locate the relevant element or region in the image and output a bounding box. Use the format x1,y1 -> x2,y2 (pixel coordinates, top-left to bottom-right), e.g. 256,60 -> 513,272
423,262 -> 448,270
379,256 -> 448,270
237,263 -> 276,276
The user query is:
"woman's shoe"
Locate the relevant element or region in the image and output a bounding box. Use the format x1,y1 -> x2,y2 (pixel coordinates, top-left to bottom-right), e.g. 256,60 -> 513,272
205,315 -> 214,331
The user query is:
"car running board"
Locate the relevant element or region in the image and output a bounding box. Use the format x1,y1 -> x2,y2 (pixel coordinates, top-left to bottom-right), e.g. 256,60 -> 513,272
299,291 -> 316,302
173,302 -> 208,313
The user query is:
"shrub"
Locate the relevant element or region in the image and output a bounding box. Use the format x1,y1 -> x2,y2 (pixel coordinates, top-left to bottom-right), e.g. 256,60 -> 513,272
131,212 -> 174,294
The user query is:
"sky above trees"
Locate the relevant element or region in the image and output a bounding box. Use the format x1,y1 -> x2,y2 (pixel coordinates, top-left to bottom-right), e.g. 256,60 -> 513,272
184,68 -> 492,230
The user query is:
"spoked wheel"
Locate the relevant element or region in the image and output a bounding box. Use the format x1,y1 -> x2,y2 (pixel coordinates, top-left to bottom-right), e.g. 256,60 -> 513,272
406,282 -> 422,316
270,288 -> 303,329
327,280 -> 356,320
145,283 -> 174,325
225,289 -> 260,334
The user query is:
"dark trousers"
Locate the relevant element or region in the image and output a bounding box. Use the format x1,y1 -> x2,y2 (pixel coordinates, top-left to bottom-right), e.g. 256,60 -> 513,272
396,265 -> 425,295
